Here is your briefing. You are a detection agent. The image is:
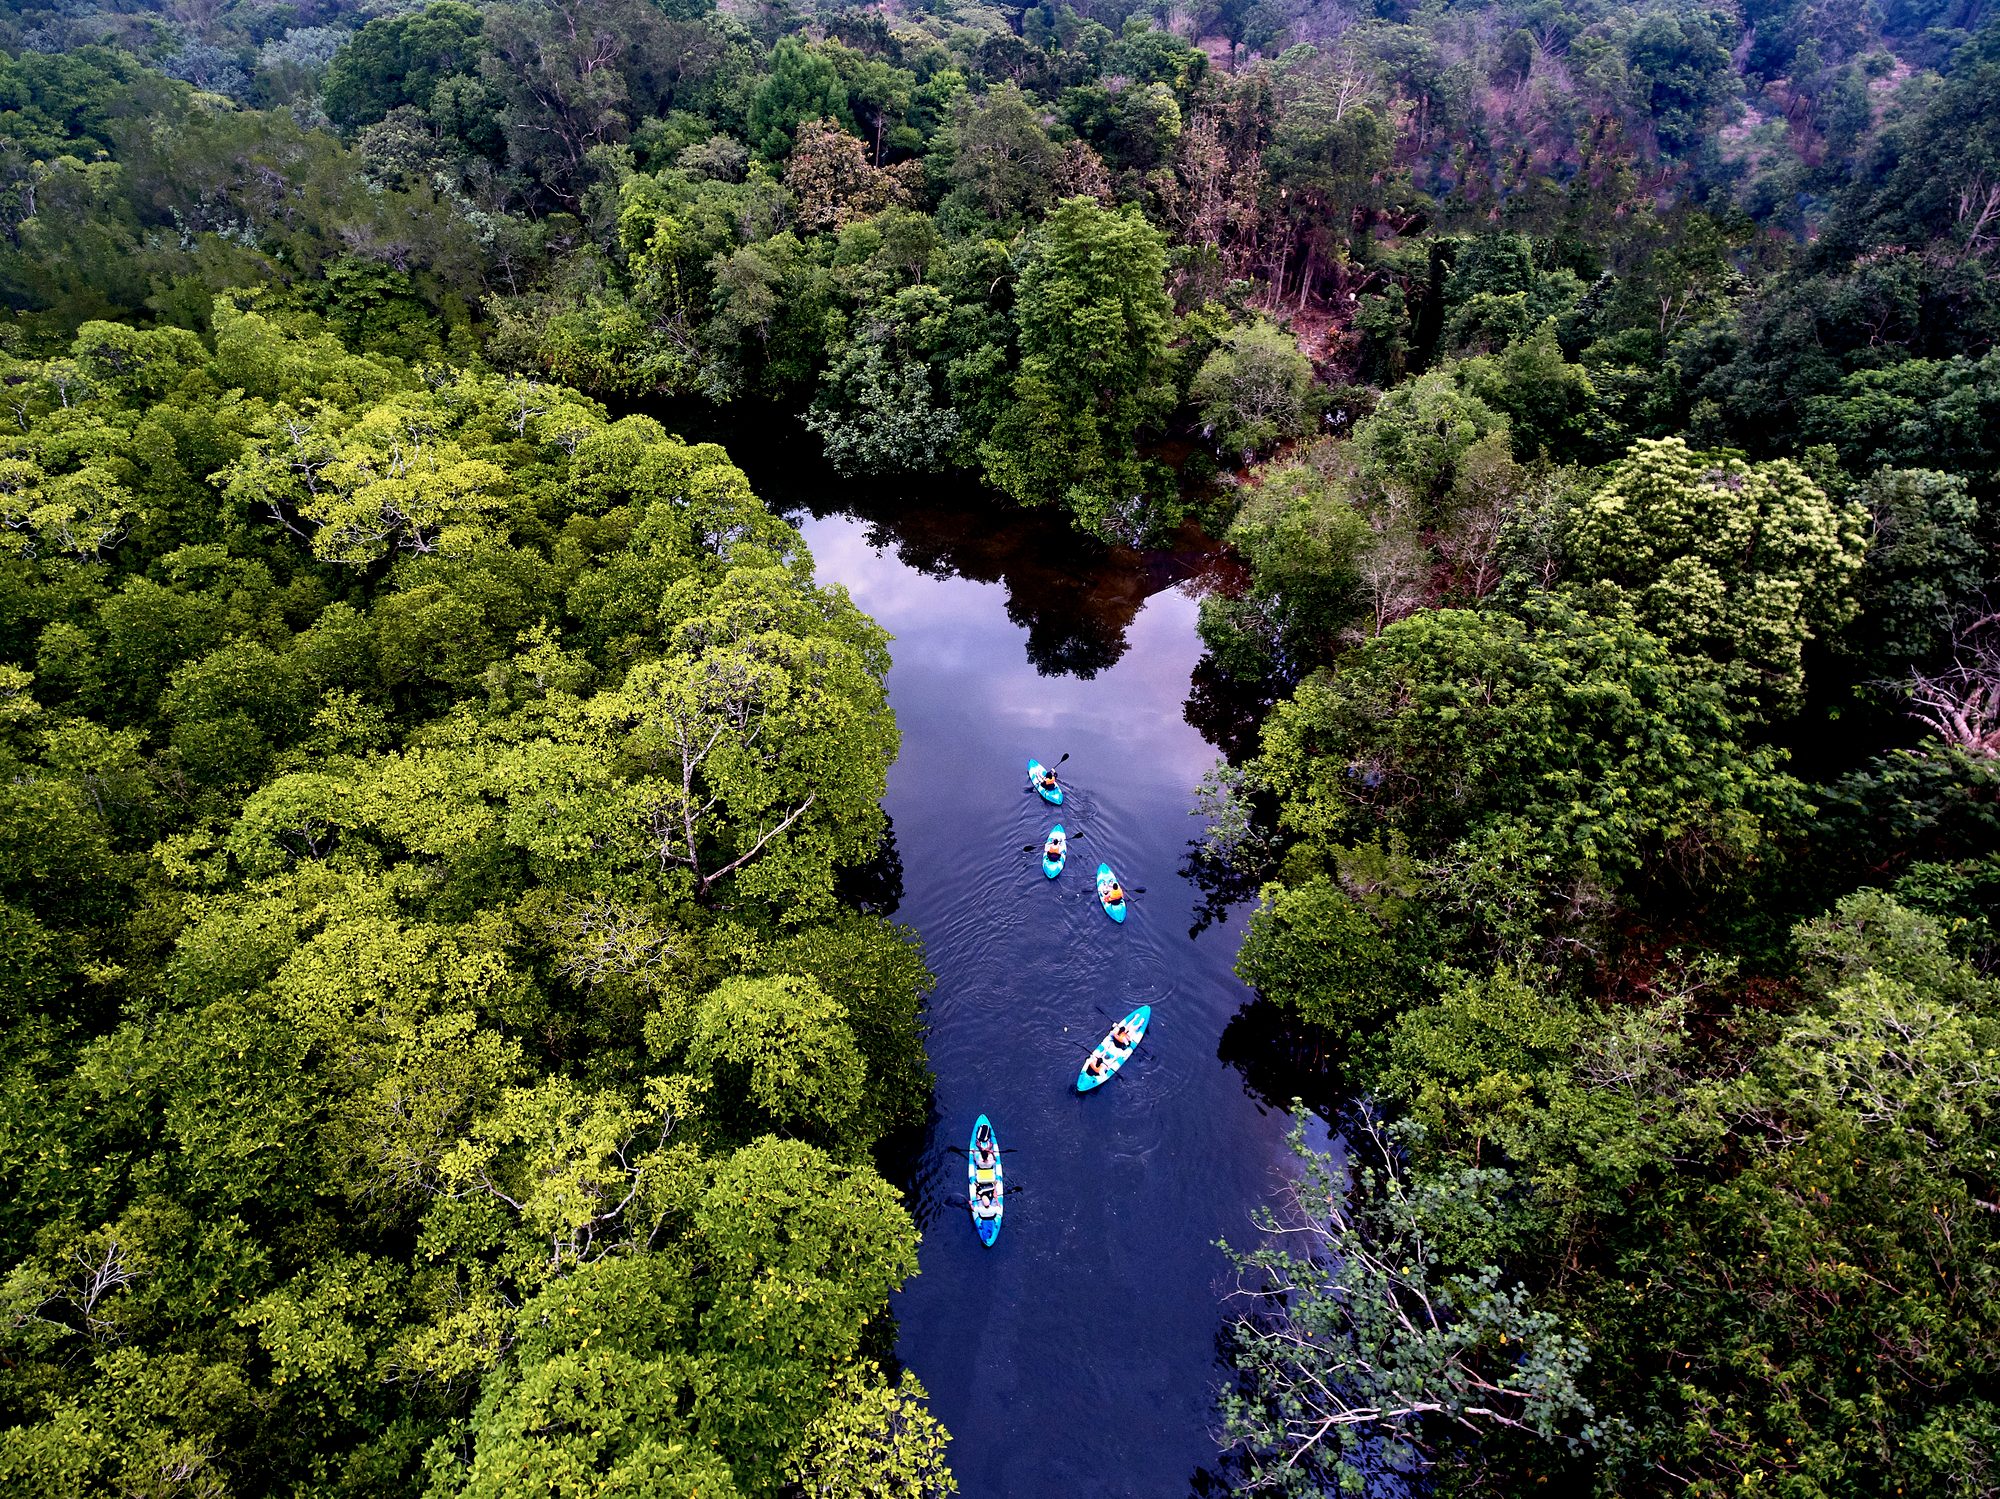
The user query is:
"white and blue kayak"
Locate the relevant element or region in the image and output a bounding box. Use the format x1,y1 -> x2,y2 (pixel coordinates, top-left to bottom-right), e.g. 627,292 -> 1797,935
1096,862 -> 1127,922
1078,1006 -> 1150,1092
1041,825 -> 1066,878
1028,758 -> 1063,806
968,1115 -> 1003,1247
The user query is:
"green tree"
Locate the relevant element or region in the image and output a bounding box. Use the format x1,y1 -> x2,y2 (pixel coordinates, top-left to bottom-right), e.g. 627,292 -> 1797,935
1840,468 -> 1986,674
693,1137 -> 919,1487
1191,319 -> 1318,461
1198,454 -> 1371,675
1562,437 -> 1869,716
942,85 -> 1063,227
981,198 -> 1174,537
787,1367 -> 956,1499
321,2 -> 486,132
748,38 -> 851,161
1252,601 -> 1797,900
687,975 -> 868,1147
1218,1114 -> 1597,1495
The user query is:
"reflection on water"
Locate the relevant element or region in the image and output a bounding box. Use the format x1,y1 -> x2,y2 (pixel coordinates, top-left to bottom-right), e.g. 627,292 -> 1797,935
1215,1000 -> 1354,1123
659,402 -> 1241,680
786,496 -> 1337,1499
807,487 -> 1242,680
1182,652 -> 1285,768
656,403 -> 1342,1494
834,811 -> 906,918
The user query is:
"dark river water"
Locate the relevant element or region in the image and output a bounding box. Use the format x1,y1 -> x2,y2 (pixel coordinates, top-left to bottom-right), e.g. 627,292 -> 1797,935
778,489 -> 1330,1497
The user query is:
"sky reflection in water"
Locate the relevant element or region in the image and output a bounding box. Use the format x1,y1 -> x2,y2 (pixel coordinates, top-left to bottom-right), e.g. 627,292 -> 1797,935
793,501 -> 1306,1499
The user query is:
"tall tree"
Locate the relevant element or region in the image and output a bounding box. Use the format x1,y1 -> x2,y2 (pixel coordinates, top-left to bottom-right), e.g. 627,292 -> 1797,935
981,197 -> 1174,537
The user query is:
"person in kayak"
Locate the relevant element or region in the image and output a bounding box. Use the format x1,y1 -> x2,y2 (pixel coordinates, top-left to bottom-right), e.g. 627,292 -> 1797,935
1044,833 -> 1064,861
1083,1053 -> 1108,1080
1038,767 -> 1060,792
973,1125 -> 998,1168
1103,881 -> 1125,906
1110,1020 -> 1138,1050
972,1179 -> 1000,1217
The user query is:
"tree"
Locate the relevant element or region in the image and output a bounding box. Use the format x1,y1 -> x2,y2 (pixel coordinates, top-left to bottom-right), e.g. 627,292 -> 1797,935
783,118 -> 913,232
223,392 -> 510,567
1623,13 -> 1738,155
479,0 -> 674,205
1458,324 -> 1602,465
1905,609 -> 2000,757
1218,1113 -> 1598,1495
1199,454 -> 1371,676
321,1 -> 485,132
693,1137 -> 919,1488
497,563 -> 897,915
1563,437 -> 1869,716
943,85 -> 1063,227
1191,319 -> 1318,462
747,38 -> 850,161
1253,602 -> 1797,888
981,198 -> 1174,537
1600,894 -> 2000,1494
805,333 -> 963,477
687,975 -> 868,1147
1840,468 -> 1986,674
787,1368 -> 956,1499
0,315 -> 950,1499
1350,369 -> 1508,522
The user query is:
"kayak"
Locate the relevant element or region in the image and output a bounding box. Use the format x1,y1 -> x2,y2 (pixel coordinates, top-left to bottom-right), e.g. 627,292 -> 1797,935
1096,862 -> 1127,922
1077,1006 -> 1151,1092
1027,758 -> 1063,806
968,1115 -> 1003,1247
1042,824 -> 1066,878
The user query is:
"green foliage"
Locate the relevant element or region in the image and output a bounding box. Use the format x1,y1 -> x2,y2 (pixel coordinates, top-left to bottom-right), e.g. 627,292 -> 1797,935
1840,468 -> 1986,673
1590,895 -> 2000,1493
688,976 -> 868,1147
1255,602 -> 1796,888
981,198 -> 1174,538
0,314 -> 946,1498
787,1367 -> 956,1499
4,6 -> 2000,1495
1236,867 -> 1424,1037
1623,13 -> 1739,154
1191,318 -> 1317,460
1351,368 -> 1508,521
321,2 -> 484,132
748,39 -> 852,162
1199,453 -> 1371,674
1562,437 -> 1870,716
1218,1113 -> 1599,1494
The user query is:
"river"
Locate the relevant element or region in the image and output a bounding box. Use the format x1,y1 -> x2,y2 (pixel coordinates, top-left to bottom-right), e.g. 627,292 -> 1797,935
778,488 -> 1324,1497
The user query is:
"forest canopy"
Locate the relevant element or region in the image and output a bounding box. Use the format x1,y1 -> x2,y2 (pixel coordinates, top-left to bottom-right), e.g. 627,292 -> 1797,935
0,305 -> 948,1496
1,0 -> 1997,1492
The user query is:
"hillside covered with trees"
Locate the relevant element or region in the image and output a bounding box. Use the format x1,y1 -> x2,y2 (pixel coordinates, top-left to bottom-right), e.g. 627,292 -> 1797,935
0,0 -> 1996,1492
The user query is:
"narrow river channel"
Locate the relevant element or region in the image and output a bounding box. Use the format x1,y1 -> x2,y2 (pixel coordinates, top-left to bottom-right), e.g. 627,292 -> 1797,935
784,491 -> 1317,1497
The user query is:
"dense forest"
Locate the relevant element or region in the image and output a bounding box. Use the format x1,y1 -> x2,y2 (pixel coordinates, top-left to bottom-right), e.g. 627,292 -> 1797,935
0,0 -> 1995,1491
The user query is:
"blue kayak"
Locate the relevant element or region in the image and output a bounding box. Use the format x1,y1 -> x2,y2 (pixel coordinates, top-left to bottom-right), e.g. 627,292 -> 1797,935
1078,1006 -> 1150,1092
968,1115 -> 1003,1247
1096,862 -> 1127,922
1027,758 -> 1063,806
1042,824 -> 1066,878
